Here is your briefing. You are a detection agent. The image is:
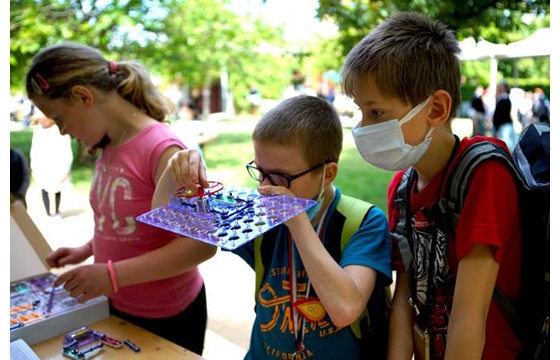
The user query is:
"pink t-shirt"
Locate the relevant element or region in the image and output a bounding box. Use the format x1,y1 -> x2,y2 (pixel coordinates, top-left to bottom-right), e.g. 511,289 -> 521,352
90,122 -> 203,318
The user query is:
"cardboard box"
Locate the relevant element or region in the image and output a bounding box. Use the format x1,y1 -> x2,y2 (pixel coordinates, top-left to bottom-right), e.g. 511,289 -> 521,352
10,200 -> 52,282
10,200 -> 109,346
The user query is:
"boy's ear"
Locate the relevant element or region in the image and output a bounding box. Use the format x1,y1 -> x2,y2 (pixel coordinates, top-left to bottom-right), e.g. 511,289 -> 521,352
427,89 -> 452,126
324,162 -> 338,186
69,85 -> 95,107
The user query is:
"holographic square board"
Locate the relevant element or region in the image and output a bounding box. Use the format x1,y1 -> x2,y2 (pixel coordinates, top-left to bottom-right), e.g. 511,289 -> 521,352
137,187 -> 316,250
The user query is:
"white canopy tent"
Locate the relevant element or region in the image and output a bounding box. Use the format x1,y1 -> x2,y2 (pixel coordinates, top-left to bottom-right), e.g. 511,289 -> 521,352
502,28 -> 551,59
459,28 -> 551,97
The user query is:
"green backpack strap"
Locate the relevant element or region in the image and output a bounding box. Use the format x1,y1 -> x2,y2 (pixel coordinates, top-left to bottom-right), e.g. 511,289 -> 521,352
337,194 -> 381,340
254,235 -> 264,301
338,194 -> 373,250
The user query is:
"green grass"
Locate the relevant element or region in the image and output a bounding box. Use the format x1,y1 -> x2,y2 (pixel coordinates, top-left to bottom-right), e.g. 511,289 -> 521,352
10,119 -> 395,214
337,144 -> 394,213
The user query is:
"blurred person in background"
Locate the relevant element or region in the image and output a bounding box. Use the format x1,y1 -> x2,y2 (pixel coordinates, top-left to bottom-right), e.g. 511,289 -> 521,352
30,111 -> 74,217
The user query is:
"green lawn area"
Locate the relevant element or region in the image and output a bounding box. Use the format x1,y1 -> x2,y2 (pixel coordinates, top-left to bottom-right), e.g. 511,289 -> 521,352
10,118 -> 394,214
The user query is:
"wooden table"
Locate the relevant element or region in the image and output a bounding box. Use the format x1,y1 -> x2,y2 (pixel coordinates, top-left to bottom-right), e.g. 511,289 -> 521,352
32,315 -> 205,359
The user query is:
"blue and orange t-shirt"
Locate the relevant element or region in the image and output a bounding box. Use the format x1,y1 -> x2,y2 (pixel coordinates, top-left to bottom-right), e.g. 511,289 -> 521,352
233,187 -> 392,359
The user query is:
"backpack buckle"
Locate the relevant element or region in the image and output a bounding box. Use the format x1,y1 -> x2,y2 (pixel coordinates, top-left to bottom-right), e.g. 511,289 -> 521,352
408,297 -> 420,317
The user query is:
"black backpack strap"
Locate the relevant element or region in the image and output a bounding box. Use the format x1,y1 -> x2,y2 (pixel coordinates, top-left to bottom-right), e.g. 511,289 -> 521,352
436,140 -> 525,339
437,141 -> 527,231
391,168 -> 415,283
493,287 -> 522,337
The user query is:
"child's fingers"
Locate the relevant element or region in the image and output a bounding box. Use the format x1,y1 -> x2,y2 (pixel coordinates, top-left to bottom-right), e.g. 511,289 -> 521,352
197,160 -> 209,189
169,149 -> 208,192
76,291 -> 93,304
56,253 -> 73,267
45,255 -> 59,268
45,248 -> 66,268
53,270 -> 72,288
169,153 -> 191,187
189,151 -> 208,189
256,185 -> 274,195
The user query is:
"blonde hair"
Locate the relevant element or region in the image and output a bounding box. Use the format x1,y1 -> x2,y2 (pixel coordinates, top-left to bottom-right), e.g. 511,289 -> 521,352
25,42 -> 173,121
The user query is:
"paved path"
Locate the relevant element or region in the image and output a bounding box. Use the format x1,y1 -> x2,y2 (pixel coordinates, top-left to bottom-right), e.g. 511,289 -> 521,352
22,183 -> 253,359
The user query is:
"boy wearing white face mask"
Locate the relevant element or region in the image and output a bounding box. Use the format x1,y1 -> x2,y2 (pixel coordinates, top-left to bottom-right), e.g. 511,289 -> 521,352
342,12 -> 522,360
153,95 -> 392,359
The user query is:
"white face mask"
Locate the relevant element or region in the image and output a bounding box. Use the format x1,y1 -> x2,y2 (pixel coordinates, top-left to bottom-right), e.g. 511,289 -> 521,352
352,97 -> 433,171
306,165 -> 327,221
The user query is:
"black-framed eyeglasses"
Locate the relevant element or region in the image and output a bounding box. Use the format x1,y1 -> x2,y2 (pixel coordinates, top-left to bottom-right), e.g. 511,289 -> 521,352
246,160 -> 328,189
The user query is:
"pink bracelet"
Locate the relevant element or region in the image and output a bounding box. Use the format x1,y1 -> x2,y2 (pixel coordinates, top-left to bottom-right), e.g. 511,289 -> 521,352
107,260 -> 119,293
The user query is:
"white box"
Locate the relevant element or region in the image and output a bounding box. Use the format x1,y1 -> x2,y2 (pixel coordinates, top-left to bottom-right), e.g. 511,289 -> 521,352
10,200 -> 109,346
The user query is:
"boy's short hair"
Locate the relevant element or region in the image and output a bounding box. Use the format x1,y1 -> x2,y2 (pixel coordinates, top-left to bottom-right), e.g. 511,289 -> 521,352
341,12 -> 462,119
252,95 -> 342,165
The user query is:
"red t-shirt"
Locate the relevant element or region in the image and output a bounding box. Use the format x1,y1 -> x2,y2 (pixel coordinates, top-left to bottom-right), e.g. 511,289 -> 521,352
389,136 -> 522,359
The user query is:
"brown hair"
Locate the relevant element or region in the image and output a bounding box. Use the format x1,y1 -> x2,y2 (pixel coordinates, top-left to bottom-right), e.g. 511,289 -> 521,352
341,12 -> 462,119
252,95 -> 342,165
25,42 -> 173,121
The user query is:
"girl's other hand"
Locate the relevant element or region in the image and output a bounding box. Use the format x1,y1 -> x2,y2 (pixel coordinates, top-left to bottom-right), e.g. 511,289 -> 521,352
45,244 -> 91,268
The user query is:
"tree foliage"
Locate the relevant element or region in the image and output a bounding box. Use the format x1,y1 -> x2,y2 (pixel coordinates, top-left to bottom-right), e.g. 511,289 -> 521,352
10,0 -> 551,109
10,0 -> 292,109
317,0 -> 550,56
10,0 -> 148,90
315,0 -> 550,99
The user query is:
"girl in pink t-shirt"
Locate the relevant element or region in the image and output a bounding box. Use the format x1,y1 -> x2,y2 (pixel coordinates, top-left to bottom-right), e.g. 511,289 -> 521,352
26,42 -> 216,355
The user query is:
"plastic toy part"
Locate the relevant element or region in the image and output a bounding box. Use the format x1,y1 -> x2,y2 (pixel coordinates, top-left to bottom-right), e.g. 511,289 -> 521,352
61,327 -> 105,359
61,342 -> 103,359
137,186 -> 316,250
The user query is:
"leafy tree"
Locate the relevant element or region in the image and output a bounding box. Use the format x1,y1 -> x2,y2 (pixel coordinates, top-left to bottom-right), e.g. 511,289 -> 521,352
10,0 -> 150,91
10,0 -> 289,109
317,0 -> 550,55
316,0 -> 550,99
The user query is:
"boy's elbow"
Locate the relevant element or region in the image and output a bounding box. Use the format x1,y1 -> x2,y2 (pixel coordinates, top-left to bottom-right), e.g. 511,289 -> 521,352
329,303 -> 365,328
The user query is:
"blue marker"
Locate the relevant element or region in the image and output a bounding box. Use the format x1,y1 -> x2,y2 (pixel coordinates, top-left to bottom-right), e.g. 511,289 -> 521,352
123,339 -> 141,352
45,287 -> 55,315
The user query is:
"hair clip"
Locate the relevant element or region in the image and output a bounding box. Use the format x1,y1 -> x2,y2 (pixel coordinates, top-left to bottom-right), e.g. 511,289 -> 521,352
30,78 -> 43,95
109,61 -> 117,75
36,73 -> 50,90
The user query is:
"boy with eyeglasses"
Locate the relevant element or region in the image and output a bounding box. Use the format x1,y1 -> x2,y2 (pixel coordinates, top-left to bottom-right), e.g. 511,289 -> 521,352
153,95 -> 392,359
